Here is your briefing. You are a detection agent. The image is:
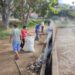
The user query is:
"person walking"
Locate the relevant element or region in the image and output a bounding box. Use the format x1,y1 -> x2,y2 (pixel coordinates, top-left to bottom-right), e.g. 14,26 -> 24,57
20,26 -> 27,51
10,24 -> 21,60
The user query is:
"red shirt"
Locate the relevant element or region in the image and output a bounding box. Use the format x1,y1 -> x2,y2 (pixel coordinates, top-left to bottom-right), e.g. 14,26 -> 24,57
21,29 -> 27,39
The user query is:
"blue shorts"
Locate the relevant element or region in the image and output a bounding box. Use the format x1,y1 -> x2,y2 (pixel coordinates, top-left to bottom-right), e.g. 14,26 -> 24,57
12,41 -> 21,52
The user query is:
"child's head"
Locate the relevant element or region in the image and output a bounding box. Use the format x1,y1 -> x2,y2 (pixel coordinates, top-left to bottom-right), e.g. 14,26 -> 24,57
23,26 -> 26,29
13,24 -> 17,28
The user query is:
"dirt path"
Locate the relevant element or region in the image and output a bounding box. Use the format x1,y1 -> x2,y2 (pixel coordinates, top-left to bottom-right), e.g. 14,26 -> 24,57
55,27 -> 75,75
0,39 -> 45,75
0,27 -> 46,75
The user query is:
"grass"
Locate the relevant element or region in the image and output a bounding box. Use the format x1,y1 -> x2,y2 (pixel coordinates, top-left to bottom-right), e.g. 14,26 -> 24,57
0,28 -> 11,40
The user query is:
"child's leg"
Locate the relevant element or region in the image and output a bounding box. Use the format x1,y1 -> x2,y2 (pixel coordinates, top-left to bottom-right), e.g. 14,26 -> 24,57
35,32 -> 39,41
22,39 -> 25,48
12,41 -> 20,60
20,39 -> 25,50
41,26 -> 44,33
15,42 -> 21,59
20,39 -> 23,49
15,51 -> 19,59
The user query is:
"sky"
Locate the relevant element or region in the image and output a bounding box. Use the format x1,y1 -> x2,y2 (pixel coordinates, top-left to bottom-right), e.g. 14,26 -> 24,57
59,0 -> 75,5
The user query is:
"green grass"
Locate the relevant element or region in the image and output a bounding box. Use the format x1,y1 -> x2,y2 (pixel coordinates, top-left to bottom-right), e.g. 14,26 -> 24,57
0,28 -> 10,40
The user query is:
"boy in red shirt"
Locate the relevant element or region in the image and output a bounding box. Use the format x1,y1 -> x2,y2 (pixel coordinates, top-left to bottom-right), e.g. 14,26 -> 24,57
20,26 -> 27,51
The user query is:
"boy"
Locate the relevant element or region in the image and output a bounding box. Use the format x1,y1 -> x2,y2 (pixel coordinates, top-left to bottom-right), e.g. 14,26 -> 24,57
20,26 -> 27,51
35,23 -> 41,41
10,24 -> 21,60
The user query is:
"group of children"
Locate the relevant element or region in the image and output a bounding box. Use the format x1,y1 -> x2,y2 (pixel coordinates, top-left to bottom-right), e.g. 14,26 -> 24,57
10,21 -> 51,60
10,25 -> 27,60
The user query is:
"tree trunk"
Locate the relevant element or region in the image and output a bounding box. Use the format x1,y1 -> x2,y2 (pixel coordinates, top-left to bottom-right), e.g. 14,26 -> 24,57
25,12 -> 30,25
1,0 -> 11,29
2,6 -> 10,29
20,0 -> 25,26
25,7 -> 31,25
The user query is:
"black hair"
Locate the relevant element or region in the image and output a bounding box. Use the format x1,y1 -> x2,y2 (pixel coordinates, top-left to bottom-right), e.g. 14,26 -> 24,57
13,24 -> 17,28
23,26 -> 26,29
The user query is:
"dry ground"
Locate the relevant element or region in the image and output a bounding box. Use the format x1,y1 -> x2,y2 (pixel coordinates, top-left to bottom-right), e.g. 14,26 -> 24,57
0,27 -> 46,75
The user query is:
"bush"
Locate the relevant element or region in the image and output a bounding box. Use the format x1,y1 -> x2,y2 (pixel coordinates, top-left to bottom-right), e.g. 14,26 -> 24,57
9,19 -> 43,28
27,19 -> 42,27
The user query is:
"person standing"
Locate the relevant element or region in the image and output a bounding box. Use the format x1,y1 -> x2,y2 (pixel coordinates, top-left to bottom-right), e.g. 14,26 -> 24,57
35,23 -> 41,41
20,26 -> 27,51
10,24 -> 21,60
46,20 -> 53,43
46,21 -> 51,34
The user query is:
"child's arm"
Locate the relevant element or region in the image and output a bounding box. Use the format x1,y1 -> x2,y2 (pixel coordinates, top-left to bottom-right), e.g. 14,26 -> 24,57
20,30 -> 22,41
9,29 -> 13,43
10,34 -> 12,43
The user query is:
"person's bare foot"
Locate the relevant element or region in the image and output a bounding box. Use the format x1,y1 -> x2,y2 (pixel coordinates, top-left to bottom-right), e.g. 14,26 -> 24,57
14,54 -> 19,60
15,56 -> 19,60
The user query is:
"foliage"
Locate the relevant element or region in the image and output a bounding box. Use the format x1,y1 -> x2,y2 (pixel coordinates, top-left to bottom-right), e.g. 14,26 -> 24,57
0,28 -> 10,39
12,0 -> 58,18
0,0 -> 58,28
49,5 -> 58,14
68,10 -> 75,18
27,19 -> 42,27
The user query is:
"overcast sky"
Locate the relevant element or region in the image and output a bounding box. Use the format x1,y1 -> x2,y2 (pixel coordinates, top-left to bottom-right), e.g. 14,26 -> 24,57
59,0 -> 75,5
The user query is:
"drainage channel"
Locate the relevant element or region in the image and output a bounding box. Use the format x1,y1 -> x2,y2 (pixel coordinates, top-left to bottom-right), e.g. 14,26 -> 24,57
45,34 -> 52,75
39,33 -> 53,75
44,26 -> 57,75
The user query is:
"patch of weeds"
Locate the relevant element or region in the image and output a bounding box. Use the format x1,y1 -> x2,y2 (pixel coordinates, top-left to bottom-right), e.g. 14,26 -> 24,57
0,28 -> 11,40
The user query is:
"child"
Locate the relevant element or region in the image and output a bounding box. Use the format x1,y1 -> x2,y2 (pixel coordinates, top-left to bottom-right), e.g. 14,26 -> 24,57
35,23 -> 41,41
10,24 -> 21,60
20,26 -> 27,51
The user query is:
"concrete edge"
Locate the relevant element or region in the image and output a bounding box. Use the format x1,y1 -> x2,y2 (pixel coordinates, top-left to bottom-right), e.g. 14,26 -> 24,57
52,26 -> 59,75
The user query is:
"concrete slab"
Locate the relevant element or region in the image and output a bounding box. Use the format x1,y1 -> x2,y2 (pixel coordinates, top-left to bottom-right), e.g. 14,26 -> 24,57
53,27 -> 75,75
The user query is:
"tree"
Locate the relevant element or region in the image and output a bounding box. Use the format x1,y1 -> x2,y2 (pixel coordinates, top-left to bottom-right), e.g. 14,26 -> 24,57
0,0 -> 58,28
13,0 -> 58,24
0,0 -> 13,28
